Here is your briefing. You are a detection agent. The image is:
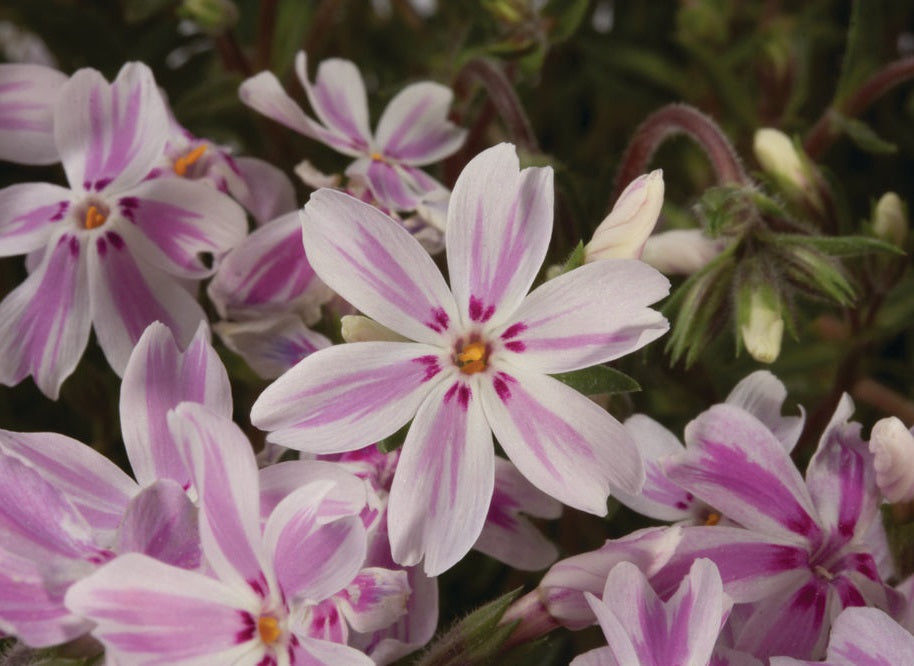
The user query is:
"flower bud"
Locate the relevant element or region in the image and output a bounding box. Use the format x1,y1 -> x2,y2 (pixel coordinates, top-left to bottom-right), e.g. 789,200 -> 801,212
753,128 -> 824,211
584,170 -> 664,262
873,192 -> 908,247
737,284 -> 784,364
870,416 -> 914,503
640,229 -> 724,275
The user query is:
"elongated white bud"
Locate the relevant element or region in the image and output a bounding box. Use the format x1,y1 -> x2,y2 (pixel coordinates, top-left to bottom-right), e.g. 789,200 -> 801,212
870,416 -> 914,503
584,170 -> 664,262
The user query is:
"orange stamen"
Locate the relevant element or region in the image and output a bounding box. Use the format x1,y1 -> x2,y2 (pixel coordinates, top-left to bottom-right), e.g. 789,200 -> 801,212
457,341 -> 487,375
705,512 -> 721,526
173,144 -> 208,176
370,152 -> 386,162
84,205 -> 107,230
257,616 -> 281,644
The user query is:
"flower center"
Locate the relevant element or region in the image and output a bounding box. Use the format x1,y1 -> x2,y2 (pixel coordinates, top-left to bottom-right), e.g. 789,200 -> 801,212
78,200 -> 109,230
370,152 -> 386,162
173,144 -> 207,176
456,341 -> 488,375
704,512 -> 721,526
257,615 -> 281,645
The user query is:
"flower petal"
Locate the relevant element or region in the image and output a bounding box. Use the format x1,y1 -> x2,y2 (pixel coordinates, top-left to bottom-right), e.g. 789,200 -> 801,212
253,341 -> 447,453
290,635 -> 374,666
87,231 -> 206,375
725,370 -> 804,452
264,480 -> 367,603
208,211 -> 318,318
232,156 -> 297,224
668,404 -> 822,543
120,322 -> 230,488
495,259 -> 669,374
302,189 -> 458,344
0,231 -> 91,399
258,459 -> 368,521
0,429 -> 136,531
446,143 -> 553,328
115,178 -> 247,279
168,403 -> 266,591
65,553 -> 258,666
337,567 -> 410,634
0,182 -> 71,256
215,315 -> 332,380
375,82 -> 466,165
821,607 -> 914,665
115,479 -> 201,570
56,62 -> 168,194
388,378 -> 495,576
0,63 -> 67,165
479,367 -> 643,514
296,51 -> 373,155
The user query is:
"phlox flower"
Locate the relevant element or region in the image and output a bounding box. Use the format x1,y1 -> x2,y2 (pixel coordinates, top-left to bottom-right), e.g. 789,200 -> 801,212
252,143 -> 670,575
0,62 -> 66,165
66,402 -> 396,665
0,61 -> 246,397
239,51 -> 466,213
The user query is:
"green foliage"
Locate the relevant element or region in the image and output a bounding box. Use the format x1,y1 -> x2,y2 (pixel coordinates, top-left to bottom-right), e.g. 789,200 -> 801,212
551,365 -> 641,396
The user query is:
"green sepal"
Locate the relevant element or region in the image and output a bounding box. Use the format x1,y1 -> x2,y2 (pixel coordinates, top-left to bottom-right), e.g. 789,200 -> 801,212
415,588 -> 522,666
378,420 -> 411,453
782,246 -> 856,305
550,365 -> 640,396
774,233 -> 905,257
558,240 -> 586,275
831,113 -> 898,155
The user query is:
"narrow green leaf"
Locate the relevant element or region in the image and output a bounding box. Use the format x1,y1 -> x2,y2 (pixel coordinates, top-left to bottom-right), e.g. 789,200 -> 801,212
550,365 -> 640,395
774,233 -> 905,257
378,420 -> 411,453
834,0 -> 883,104
831,113 -> 898,155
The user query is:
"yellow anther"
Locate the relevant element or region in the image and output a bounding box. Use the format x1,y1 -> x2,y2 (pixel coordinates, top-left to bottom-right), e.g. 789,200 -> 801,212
257,616 -> 281,645
84,205 -> 107,230
705,512 -> 721,526
173,144 -> 208,176
370,152 -> 386,162
457,341 -> 487,375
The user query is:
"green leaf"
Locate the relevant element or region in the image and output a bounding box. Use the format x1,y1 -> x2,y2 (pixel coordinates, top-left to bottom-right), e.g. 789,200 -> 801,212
378,420 -> 411,453
550,365 -> 640,396
774,233 -> 905,257
834,0 -> 883,104
543,0 -> 590,44
831,113 -> 898,155
415,588 -> 522,666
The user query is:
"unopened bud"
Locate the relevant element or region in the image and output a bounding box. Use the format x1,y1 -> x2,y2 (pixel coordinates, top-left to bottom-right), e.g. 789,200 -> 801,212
584,170 -> 664,262
179,0 -> 239,34
873,192 -> 908,247
738,284 -> 783,364
870,416 -> 914,503
340,315 -> 407,343
753,128 -> 806,189
640,229 -> 724,275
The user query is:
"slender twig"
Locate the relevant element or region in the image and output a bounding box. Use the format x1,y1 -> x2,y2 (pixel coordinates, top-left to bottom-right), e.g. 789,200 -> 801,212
215,30 -> 254,77
255,0 -> 279,71
612,103 -> 749,201
804,56 -> 914,159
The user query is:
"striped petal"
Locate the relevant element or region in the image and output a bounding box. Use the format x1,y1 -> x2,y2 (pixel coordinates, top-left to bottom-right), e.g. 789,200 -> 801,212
375,82 -> 466,165
495,259 -> 669,374
252,342 -> 447,453
0,182 -> 71,256
232,156 -> 297,225
302,189 -> 458,344
56,62 -> 168,194
87,231 -> 206,375
120,322 -> 231,488
0,231 -> 90,399
479,366 -> 643,514
446,143 -> 553,329
388,377 -> 495,576
214,315 -> 331,380
725,370 -> 804,452
0,63 -> 67,165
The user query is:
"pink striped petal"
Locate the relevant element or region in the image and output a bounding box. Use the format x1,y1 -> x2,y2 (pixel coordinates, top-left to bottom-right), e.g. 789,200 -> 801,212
0,231 -> 90,399
496,259 -> 669,374
87,232 -> 206,375
264,481 -> 367,603
0,183 -> 70,256
725,370 -> 804,452
302,189 -> 458,344
253,342 -> 446,453
116,178 -> 247,279
474,457 -> 561,570
215,315 -> 332,380
115,479 -> 201,570
289,636 -> 374,666
208,211 -> 317,317
362,159 -> 424,211
120,322 -> 231,488
614,415 -> 695,522
804,607 -> 914,666
0,63 -> 66,165
64,553 -> 259,665
669,405 -> 822,543
446,143 -> 553,329
480,367 -> 643,514
56,63 -> 168,194
239,70 -> 326,138
258,460 -> 368,521
0,551 -> 91,647
805,395 -> 878,546
337,567 -> 410,633
296,52 -> 373,156
375,82 -> 466,165
168,403 -> 266,591
569,646 -> 615,666
232,156 -> 297,225
388,378 -> 495,575
0,429 -> 135,531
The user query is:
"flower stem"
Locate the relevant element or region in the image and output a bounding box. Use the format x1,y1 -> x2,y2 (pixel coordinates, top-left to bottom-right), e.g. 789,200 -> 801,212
612,103 -> 749,201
